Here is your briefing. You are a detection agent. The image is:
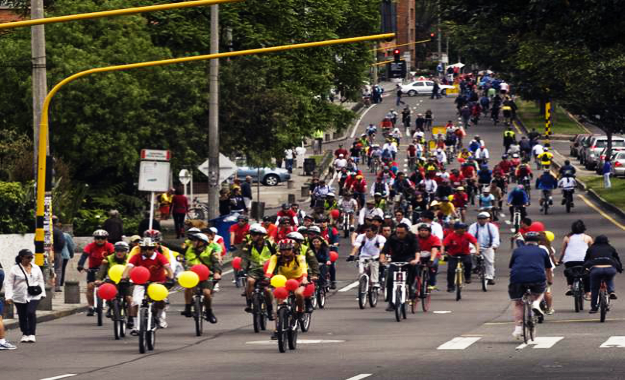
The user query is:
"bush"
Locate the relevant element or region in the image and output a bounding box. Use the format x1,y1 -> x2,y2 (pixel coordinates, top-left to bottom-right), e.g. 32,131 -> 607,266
0,182 -> 35,234
72,208 -> 107,236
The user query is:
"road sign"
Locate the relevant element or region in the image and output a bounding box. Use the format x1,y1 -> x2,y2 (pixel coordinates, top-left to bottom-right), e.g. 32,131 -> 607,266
388,61 -> 406,79
198,153 -> 238,183
178,169 -> 191,185
141,149 -> 171,161
139,161 -> 171,192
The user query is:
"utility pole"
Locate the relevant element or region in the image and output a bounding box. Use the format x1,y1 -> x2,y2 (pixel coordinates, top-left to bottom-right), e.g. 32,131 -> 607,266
32,0 -> 48,157
372,42 -> 378,84
437,2 -> 442,66
207,4 -> 220,220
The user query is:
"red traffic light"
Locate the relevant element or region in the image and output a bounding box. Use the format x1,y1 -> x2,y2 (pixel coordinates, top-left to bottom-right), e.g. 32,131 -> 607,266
393,49 -> 400,55
430,33 -> 436,38
393,48 -> 401,63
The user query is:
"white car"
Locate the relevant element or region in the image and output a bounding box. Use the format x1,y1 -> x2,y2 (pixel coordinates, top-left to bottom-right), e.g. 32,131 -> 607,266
400,80 -> 454,96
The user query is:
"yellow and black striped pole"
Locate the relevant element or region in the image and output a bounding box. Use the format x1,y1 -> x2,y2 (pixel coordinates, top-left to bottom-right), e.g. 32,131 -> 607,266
545,101 -> 552,142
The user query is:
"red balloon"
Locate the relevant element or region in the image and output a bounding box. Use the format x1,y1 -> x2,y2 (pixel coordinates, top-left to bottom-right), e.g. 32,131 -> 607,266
303,283 -> 315,297
330,209 -> 340,220
273,287 -> 288,299
329,251 -> 339,263
529,222 -> 545,232
97,283 -> 117,301
190,264 -> 210,281
130,266 -> 150,285
263,260 -> 270,275
232,257 -> 242,271
285,279 -> 300,292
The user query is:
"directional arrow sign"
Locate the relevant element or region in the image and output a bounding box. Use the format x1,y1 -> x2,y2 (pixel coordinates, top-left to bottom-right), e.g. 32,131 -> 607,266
516,336 -> 563,350
198,154 -> 238,183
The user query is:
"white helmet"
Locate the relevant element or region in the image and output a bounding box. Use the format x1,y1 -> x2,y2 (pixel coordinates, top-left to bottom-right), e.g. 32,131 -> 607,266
194,233 -> 210,243
286,232 -> 305,242
249,224 -> 267,235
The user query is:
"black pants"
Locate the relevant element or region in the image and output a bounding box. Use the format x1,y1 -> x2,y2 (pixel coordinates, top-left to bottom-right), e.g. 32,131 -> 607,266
173,212 -> 186,238
15,300 -> 39,336
60,258 -> 70,286
564,261 -> 590,289
447,255 -> 473,289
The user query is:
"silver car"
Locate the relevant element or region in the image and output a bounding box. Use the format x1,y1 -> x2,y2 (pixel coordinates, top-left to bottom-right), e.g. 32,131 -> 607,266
582,136 -> 625,170
236,166 -> 291,186
610,151 -> 625,178
569,134 -> 591,158
596,147 -> 625,174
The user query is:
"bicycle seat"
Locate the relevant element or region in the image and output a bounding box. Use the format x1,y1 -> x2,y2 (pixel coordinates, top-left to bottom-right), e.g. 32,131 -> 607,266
389,261 -> 410,267
566,265 -> 587,278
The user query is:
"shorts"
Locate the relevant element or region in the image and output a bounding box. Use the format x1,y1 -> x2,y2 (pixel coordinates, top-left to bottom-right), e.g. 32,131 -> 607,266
86,270 -> 97,283
198,279 -> 215,291
508,282 -> 546,300
132,283 -> 169,306
247,267 -> 265,280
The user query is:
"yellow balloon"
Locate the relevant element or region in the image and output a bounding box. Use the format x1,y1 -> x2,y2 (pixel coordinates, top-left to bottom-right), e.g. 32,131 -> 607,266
178,271 -> 200,289
147,283 -> 169,301
270,274 -> 287,288
545,231 -> 555,242
108,264 -> 125,284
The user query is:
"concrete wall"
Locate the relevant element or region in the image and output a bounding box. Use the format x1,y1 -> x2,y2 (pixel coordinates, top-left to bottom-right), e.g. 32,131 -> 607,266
0,234 -> 35,272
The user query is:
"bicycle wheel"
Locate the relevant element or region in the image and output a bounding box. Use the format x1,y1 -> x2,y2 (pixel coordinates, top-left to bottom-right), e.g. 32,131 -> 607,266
455,268 -> 463,301
480,265 -> 488,292
401,299 -> 407,320
287,313 -> 298,350
411,277 -> 421,314
118,300 -> 127,338
193,296 -> 203,336
252,295 -> 262,333
522,301 -> 530,344
358,276 -> 368,309
421,270 -> 431,312
528,306 -> 536,342
188,208 -> 205,221
96,295 -> 104,327
112,299 -> 121,340
146,309 -> 156,351
138,307 -> 148,354
277,308 -> 288,353
318,287 -> 326,309
394,289 -> 402,322
299,311 -> 311,333
600,290 -> 608,322
259,296 -> 268,331
368,286 -> 378,308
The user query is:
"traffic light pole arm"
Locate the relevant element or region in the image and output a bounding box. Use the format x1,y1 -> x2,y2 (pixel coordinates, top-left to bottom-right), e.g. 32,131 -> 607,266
34,32 -> 395,261
372,38 -> 431,51
0,0 -> 243,30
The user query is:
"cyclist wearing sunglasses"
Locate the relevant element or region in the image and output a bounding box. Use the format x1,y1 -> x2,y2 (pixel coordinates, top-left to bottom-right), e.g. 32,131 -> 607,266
77,229 -> 115,316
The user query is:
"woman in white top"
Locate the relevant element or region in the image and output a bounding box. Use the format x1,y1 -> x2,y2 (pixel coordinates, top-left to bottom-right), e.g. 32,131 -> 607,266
559,220 -> 593,298
4,249 -> 46,343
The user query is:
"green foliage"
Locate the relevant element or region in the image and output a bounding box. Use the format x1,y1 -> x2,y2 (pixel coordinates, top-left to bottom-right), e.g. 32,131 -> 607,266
0,182 -> 35,234
72,208 -> 106,236
516,100 -> 585,136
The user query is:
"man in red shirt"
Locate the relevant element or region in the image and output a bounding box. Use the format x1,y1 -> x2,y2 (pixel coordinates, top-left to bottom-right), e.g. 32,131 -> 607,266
229,215 -> 250,254
416,223 -> 442,288
77,229 -> 115,316
277,203 -> 297,225
122,238 -> 173,331
272,217 -> 295,241
451,187 -> 469,222
498,155 -> 513,175
443,222 -> 479,292
334,144 -> 349,159
349,175 -> 367,208
449,169 -> 465,187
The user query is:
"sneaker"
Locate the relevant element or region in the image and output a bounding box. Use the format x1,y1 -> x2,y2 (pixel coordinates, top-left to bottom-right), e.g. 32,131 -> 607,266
330,282 -> 337,290
589,309 -> 598,314
106,308 -> 113,318
267,310 -> 275,321
532,300 -> 544,316
204,309 -> 218,324
610,292 -> 618,300
487,279 -> 496,285
130,329 -> 139,336
427,285 -> 437,291
126,319 -> 134,330
28,335 -> 36,343
244,306 -> 253,313
512,326 -> 523,341
565,290 -> 573,296
20,335 -> 29,343
546,308 -> 555,315
0,341 -> 16,350
86,308 -> 95,317
55,286 -> 62,293
214,283 -> 220,293
158,318 -> 168,329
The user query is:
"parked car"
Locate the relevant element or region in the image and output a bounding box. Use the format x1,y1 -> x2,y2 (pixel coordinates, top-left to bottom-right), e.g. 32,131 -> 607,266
581,135 -> 625,170
400,80 -> 454,96
610,151 -> 625,178
569,134 -> 591,158
236,166 -> 291,186
595,147 -> 625,174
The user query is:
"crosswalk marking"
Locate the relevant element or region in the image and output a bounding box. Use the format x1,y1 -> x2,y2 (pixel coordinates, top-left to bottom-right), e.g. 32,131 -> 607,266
437,337 -> 481,350
516,337 -> 563,350
600,336 -> 625,348
338,281 -> 360,292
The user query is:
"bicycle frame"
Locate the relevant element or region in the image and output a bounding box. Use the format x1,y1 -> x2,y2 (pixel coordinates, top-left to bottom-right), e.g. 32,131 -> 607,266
390,262 -> 409,306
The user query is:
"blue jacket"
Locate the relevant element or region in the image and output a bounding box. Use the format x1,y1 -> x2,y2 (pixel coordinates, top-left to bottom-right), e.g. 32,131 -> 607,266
507,189 -> 529,206
603,161 -> 612,175
535,174 -> 558,190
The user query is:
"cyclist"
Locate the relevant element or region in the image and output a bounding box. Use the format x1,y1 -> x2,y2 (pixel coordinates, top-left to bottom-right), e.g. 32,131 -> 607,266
583,235 -> 622,314
559,220 -> 593,298
347,225 -> 386,289
338,192 -> 359,230
468,212 -> 500,285
503,127 -> 516,152
508,232 -> 553,340
265,239 -> 309,335
559,159 -> 577,178
380,223 -> 420,311
415,223 -> 442,289
479,187 -> 496,211
507,185 -> 530,221
515,160 -> 533,188
443,222 -> 479,292
373,192 -> 388,213
230,215 -> 251,254
240,224 -> 276,318
134,230 -> 182,277
358,200 -> 384,227
122,238 -> 174,332
451,186 -> 468,222
531,142 -> 544,170
535,170 -> 558,207
288,232 -> 320,290
558,172 -> 577,208
348,175 -> 367,208
77,229 -> 115,316
95,241 -> 132,320
537,146 -> 554,169
437,198 -> 457,223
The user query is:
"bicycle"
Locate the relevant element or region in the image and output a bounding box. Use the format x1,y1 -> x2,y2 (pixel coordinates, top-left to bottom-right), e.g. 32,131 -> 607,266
110,281 -> 130,340
475,254 -> 488,292
453,256 -> 465,301
412,259 -> 432,313
563,189 -> 574,213
341,211 -> 353,238
311,264 -> 329,310
521,286 -> 538,344
540,190 -> 551,215
137,283 -> 158,354
276,292 -> 299,353
251,279 -> 269,333
93,278 -> 104,327
389,261 -> 410,322
599,278 -> 611,323
356,258 -> 379,309
188,198 -> 209,220
511,206 -> 522,234
191,279 -> 219,336
569,266 -> 586,313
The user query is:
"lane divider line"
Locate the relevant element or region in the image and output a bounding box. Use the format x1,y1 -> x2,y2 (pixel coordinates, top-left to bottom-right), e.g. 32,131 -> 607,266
578,194 -> 625,231
40,375 -> 77,380
338,281 -> 360,292
345,375 -> 372,380
351,104 -> 378,138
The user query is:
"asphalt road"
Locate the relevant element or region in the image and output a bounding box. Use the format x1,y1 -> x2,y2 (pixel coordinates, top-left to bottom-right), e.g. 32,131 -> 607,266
5,94 -> 625,380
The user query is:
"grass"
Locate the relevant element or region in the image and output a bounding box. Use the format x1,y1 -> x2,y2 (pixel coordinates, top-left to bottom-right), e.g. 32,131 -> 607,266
516,100 -> 586,135
580,176 -> 625,209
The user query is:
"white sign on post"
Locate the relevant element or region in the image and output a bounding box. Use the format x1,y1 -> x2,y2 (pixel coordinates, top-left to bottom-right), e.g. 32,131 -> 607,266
141,149 -> 171,161
139,161 -> 171,192
198,154 -> 238,183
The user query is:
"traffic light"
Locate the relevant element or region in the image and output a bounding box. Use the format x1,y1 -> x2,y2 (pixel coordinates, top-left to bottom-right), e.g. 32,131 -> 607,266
393,49 -> 400,63
430,32 -> 436,38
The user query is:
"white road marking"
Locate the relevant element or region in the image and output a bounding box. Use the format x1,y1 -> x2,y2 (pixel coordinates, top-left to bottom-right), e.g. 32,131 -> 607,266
246,339 -> 345,345
433,310 -> 452,314
345,375 -> 372,380
222,269 -> 234,276
351,104 -> 378,138
338,281 -> 360,292
437,337 -> 481,350
515,337 -> 563,350
40,375 -> 77,380
600,336 -> 625,348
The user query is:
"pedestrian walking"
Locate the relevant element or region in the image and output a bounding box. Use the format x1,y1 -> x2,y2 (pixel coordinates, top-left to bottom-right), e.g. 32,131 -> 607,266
603,158 -> 612,189
431,81 -> 441,99
395,85 -> 405,107
171,187 -> 189,238
60,228 -> 76,287
313,129 -> 324,154
102,210 -> 124,243
0,263 -> 17,350
219,189 -> 231,216
241,176 -> 253,210
284,148 -> 295,173
4,249 -> 46,343
51,216 -> 65,292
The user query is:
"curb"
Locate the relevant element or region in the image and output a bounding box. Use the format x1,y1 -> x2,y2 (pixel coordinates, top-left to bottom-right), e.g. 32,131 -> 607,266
5,305 -> 90,331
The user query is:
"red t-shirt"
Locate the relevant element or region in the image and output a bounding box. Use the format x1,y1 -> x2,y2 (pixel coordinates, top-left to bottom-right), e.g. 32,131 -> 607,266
461,165 -> 476,178
129,252 -> 170,283
273,226 -> 295,241
171,194 -> 189,214
443,232 -> 478,256
277,209 -> 297,225
418,235 -> 442,258
498,160 -> 512,173
451,192 -> 468,208
83,241 -> 115,269
449,173 -> 465,185
334,148 -> 349,158
230,223 -> 250,244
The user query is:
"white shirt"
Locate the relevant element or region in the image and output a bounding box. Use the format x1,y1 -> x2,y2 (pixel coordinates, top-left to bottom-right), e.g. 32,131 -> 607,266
532,145 -> 544,157
370,182 -> 390,197
358,207 -> 384,225
558,177 -> 576,190
284,149 -> 294,160
395,217 -> 413,227
435,151 -> 447,164
421,178 -> 438,194
476,147 -> 489,160
468,222 -> 501,249
411,222 -> 443,241
4,263 -> 46,303
383,143 -> 397,153
500,82 -> 510,91
354,234 -> 386,258
333,158 -> 347,170
339,198 -> 359,213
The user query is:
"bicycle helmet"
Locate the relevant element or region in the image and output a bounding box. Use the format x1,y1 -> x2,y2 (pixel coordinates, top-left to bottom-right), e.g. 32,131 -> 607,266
140,238 -> 156,248
524,231 -> 541,242
456,186 -> 465,191
278,238 -> 295,251
308,226 -> 321,234
209,227 -> 218,234
417,223 -> 431,231
281,203 -> 289,210
237,215 -> 249,222
249,224 -> 267,235
187,227 -> 201,235
454,222 -> 468,230
297,226 -> 309,234
114,241 -> 129,251
327,192 -> 335,197
93,229 -> 109,238
477,211 -> 491,219
286,232 -> 305,242
502,154 -> 508,159
143,229 -> 162,242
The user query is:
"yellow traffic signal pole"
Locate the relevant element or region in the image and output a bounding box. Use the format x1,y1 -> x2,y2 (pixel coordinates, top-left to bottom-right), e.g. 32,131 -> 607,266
0,0 -> 243,31
33,32 -> 394,264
